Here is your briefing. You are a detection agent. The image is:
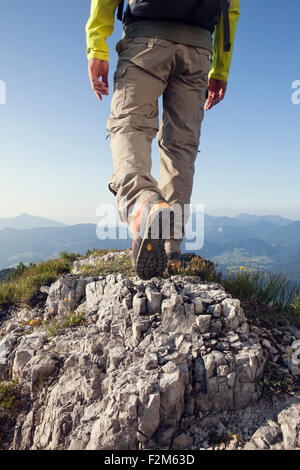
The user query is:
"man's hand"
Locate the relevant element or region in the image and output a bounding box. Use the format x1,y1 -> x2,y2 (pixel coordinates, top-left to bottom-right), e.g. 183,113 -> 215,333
88,59 -> 109,101
205,77 -> 228,111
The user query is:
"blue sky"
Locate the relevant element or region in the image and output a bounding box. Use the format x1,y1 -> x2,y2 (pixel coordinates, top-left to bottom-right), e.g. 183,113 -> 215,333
0,0 -> 299,223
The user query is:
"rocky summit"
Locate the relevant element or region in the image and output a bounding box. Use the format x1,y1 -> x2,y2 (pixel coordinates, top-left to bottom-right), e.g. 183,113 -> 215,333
0,251 -> 299,450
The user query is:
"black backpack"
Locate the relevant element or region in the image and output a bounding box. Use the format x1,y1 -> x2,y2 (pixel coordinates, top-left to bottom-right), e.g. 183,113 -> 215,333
117,0 -> 231,51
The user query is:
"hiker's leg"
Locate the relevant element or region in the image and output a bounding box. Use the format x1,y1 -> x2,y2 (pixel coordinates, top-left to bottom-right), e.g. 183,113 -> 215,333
157,45 -> 211,253
106,38 -> 173,231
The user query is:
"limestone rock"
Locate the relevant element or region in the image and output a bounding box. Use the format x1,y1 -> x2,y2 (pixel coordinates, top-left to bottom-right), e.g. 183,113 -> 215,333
277,403 -> 300,449
2,265 -> 299,451
0,334 -> 17,374
45,275 -> 91,319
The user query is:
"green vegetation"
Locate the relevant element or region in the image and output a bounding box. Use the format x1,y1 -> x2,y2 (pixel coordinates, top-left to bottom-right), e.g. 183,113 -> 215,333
165,255 -> 222,283
85,248 -> 110,258
79,249 -> 135,277
291,295 -> 300,318
222,266 -> 295,309
59,251 -> 81,262
0,253 -> 81,310
42,317 -> 62,338
221,266 -> 300,325
257,362 -> 297,397
0,268 -> 15,282
0,380 -> 21,413
61,310 -> 86,329
1,248 -> 300,327
165,257 -> 300,326
211,248 -> 274,272
42,310 -> 86,338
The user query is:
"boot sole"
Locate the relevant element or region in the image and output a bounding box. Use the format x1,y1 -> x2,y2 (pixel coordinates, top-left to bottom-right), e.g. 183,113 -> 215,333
135,209 -> 174,280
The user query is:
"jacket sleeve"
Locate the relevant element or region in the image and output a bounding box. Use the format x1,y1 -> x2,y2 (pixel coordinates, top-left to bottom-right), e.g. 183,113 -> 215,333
209,0 -> 240,82
86,0 -> 121,61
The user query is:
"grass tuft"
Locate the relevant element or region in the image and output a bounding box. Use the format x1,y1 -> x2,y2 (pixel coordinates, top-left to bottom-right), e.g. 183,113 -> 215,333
1,249 -> 300,327
79,250 -> 135,277
164,255 -> 222,283
221,266 -> 300,325
0,380 -> 21,413
42,310 -> 86,338
257,362 -> 297,397
0,255 -> 80,310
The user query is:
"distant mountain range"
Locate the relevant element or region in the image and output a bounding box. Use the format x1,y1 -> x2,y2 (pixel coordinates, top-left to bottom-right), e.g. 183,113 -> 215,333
232,213 -> 292,226
191,213 -> 300,284
0,224 -> 131,269
0,212 -> 299,285
0,213 -> 65,231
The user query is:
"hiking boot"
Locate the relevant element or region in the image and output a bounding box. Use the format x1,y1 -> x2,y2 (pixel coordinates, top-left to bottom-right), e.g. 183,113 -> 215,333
131,196 -> 174,280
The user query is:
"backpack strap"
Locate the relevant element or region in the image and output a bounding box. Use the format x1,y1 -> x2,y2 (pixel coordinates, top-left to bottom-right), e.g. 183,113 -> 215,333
222,0 -> 231,52
117,0 -> 124,21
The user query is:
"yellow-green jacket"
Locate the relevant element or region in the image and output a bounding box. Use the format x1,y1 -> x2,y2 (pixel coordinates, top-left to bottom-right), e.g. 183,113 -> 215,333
86,0 -> 240,82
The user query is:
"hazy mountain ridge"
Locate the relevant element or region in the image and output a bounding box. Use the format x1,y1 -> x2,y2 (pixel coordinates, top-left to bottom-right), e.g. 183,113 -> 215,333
0,213 -> 65,231
191,213 -> 300,283
0,268 -> 14,282
0,224 -> 131,269
0,213 -> 299,284
233,213 -> 293,226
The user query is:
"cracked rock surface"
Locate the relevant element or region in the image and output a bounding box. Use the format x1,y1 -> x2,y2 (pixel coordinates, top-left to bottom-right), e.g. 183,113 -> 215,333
0,251 -> 299,450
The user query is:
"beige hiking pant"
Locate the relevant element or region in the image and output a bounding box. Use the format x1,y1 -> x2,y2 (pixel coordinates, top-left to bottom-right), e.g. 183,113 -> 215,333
106,37 -> 211,253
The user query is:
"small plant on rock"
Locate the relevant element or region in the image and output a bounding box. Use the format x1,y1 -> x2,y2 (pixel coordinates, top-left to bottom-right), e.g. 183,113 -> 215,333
42,316 -> 62,338
0,380 -> 21,413
62,310 -> 86,329
290,295 -> 300,322
42,302 -> 86,338
257,362 -> 296,397
165,255 -> 222,283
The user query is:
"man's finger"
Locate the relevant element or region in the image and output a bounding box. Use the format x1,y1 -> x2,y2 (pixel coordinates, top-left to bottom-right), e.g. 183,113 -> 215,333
102,74 -> 109,89
219,88 -> 226,101
93,84 -> 108,94
205,94 -> 213,111
88,59 -> 109,101
92,82 -> 109,95
206,97 -> 219,111
92,84 -> 104,98
94,90 -> 103,101
205,100 -> 211,111
89,72 -> 109,91
205,92 -> 216,111
211,97 -> 220,109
